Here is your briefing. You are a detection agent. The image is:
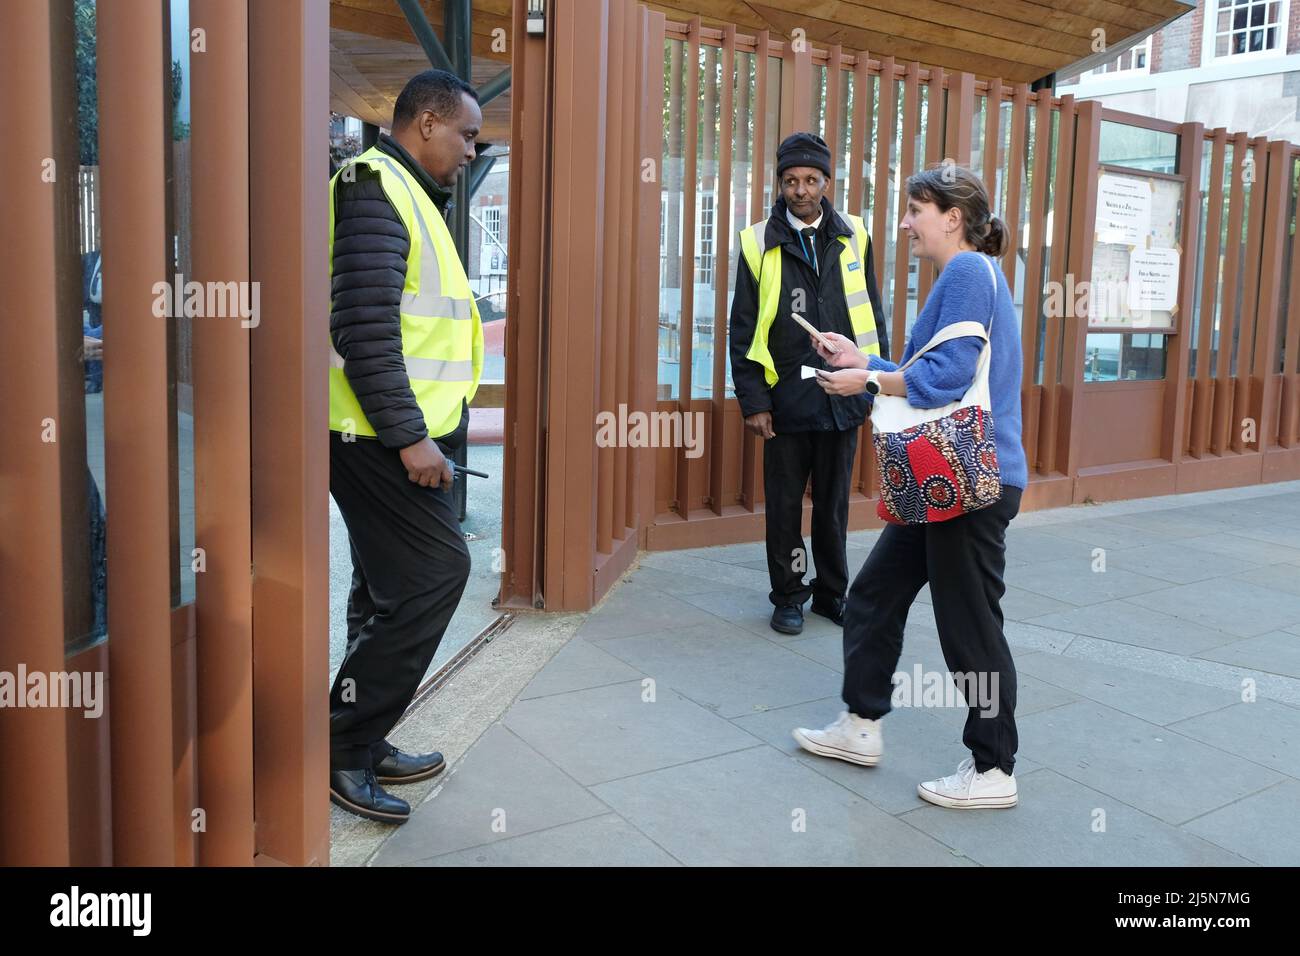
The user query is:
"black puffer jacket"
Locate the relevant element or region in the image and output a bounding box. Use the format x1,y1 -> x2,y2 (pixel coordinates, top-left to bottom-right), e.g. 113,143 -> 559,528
330,133 -> 468,450
728,195 -> 890,434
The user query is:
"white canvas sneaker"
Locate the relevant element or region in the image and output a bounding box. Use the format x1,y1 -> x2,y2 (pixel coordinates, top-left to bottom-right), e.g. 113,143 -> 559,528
917,756 -> 1018,809
792,711 -> 883,766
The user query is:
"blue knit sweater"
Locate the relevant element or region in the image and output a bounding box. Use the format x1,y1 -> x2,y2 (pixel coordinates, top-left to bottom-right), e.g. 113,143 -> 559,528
867,252 -> 1028,489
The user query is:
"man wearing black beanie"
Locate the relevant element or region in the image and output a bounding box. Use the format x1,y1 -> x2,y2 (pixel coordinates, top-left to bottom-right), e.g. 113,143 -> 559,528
729,132 -> 890,634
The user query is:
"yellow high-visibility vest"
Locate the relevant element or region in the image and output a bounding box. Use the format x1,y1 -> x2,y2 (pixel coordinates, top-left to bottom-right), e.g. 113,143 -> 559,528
737,213 -> 881,386
328,145 -> 484,441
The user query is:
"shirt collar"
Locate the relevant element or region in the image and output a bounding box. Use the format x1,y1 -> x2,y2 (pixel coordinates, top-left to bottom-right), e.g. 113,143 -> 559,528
786,206 -> 823,233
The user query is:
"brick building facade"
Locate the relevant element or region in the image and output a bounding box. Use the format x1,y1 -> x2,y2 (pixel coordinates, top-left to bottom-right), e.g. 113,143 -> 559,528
1061,0 -> 1300,143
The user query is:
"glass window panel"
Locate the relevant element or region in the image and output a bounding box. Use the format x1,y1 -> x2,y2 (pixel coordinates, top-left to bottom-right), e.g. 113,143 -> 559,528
1034,110 -> 1061,386
860,74 -> 878,226
71,0 -> 107,652
1083,333 -> 1169,381
691,43 -> 721,400
812,64 -> 827,140
724,51 -> 757,394
168,0 -> 195,607
1098,121 -> 1178,172
659,39 -> 687,400
834,67 -> 852,213
1277,157 -> 1298,374
969,94 -> 987,183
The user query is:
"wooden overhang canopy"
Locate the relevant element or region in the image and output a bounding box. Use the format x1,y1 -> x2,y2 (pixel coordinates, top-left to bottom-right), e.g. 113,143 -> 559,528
644,0 -> 1196,85
329,0 -> 1194,141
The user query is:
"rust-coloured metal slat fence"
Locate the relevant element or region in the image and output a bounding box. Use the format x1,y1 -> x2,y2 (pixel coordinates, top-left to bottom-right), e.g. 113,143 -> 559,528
500,1 -> 1300,610
638,19 -> 1300,552
0,0 -> 329,866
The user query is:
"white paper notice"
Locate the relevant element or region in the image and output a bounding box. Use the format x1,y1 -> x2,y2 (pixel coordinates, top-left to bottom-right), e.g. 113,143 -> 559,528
1127,247 -> 1180,312
1097,174 -> 1152,245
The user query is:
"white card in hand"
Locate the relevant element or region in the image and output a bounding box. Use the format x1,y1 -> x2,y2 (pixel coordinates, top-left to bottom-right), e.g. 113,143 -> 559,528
801,365 -> 824,379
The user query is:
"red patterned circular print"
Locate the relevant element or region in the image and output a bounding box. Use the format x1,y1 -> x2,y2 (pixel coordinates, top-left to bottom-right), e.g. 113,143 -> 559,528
922,474 -> 958,509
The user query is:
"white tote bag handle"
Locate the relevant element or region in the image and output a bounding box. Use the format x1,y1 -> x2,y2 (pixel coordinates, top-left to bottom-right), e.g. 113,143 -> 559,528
871,255 -> 999,434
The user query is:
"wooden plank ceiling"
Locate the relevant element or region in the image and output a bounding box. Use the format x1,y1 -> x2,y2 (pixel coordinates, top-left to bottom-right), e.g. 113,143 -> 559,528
330,0 -> 1194,138
647,0 -> 1195,84
330,0 -> 511,143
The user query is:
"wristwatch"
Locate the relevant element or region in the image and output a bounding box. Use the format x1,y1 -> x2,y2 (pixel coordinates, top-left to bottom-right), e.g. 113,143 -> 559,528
864,370 -> 882,396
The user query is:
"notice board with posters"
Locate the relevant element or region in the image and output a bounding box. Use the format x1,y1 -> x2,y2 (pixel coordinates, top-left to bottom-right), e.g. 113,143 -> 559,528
1088,165 -> 1184,332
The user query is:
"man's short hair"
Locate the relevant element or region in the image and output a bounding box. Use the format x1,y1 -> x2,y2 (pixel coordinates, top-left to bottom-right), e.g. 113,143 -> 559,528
392,69 -> 478,128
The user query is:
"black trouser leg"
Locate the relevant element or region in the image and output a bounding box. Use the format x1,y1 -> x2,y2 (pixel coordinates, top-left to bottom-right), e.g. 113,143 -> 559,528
327,432 -> 471,771
763,431 -> 815,607
808,428 -> 858,603
841,521 -> 929,719
925,486 -> 1021,775
345,538 -> 375,647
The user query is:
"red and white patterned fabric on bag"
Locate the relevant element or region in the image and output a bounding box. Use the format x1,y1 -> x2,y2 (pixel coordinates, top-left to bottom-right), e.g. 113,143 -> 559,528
870,255 -> 1002,525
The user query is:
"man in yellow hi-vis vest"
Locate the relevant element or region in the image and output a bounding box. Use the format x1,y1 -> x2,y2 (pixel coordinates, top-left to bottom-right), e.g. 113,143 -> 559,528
729,133 -> 891,637
327,70 -> 483,825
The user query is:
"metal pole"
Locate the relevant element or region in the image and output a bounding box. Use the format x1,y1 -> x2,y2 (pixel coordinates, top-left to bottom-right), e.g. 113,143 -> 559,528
469,152 -> 496,197
478,66 -> 511,106
444,0 -> 473,519
446,0 -> 472,266
395,0 -> 455,74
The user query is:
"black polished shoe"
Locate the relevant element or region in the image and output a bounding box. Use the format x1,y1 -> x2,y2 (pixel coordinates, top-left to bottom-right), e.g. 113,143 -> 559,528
810,595 -> 846,626
373,743 -> 447,785
770,603 -> 804,635
329,768 -> 410,824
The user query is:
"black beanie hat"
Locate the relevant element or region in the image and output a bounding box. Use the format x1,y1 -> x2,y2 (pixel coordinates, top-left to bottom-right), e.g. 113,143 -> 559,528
776,132 -> 831,177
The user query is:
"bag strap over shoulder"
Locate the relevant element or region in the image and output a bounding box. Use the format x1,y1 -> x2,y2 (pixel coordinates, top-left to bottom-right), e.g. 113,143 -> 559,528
896,254 -> 999,373
897,321 -> 987,372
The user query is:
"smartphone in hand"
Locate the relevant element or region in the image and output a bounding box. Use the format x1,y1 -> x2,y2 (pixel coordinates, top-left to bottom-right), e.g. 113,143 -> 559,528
790,312 -> 840,354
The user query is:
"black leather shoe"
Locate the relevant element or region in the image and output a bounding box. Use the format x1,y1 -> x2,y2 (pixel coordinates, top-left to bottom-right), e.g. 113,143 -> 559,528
329,769 -> 410,824
770,603 -> 804,635
810,595 -> 846,626
373,743 -> 447,785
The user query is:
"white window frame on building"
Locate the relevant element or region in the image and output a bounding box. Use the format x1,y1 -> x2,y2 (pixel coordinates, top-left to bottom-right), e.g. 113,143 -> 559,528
696,191 -> 715,286
479,205 -> 506,276
1083,35 -> 1153,78
1202,0 -> 1290,64
659,195 -> 669,289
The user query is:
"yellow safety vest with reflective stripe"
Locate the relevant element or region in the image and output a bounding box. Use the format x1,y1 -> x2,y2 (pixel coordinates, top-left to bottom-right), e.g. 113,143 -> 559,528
737,213 -> 880,386
328,145 -> 484,441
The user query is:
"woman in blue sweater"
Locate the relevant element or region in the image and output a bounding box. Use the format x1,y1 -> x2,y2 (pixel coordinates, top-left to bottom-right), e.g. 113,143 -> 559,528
792,165 -> 1027,810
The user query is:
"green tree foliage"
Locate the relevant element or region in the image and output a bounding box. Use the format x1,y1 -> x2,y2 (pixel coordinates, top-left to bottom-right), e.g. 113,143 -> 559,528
75,0 -> 97,165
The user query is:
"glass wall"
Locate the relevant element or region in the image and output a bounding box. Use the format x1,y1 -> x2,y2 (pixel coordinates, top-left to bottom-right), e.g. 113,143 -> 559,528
70,0 -> 107,653
1083,121 -> 1181,382
168,0 -> 196,606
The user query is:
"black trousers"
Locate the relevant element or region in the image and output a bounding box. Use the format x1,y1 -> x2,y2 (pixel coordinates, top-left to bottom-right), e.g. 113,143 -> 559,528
328,432 -> 471,771
763,427 -> 858,607
842,486 -> 1022,775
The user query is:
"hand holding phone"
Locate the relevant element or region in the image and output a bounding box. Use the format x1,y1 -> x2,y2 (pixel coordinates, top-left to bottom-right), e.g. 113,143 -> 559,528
790,312 -> 840,354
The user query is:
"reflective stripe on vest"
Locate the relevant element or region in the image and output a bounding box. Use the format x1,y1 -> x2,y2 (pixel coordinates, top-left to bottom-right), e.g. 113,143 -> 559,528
328,146 -> 483,440
738,212 -> 880,386
369,155 -> 475,322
